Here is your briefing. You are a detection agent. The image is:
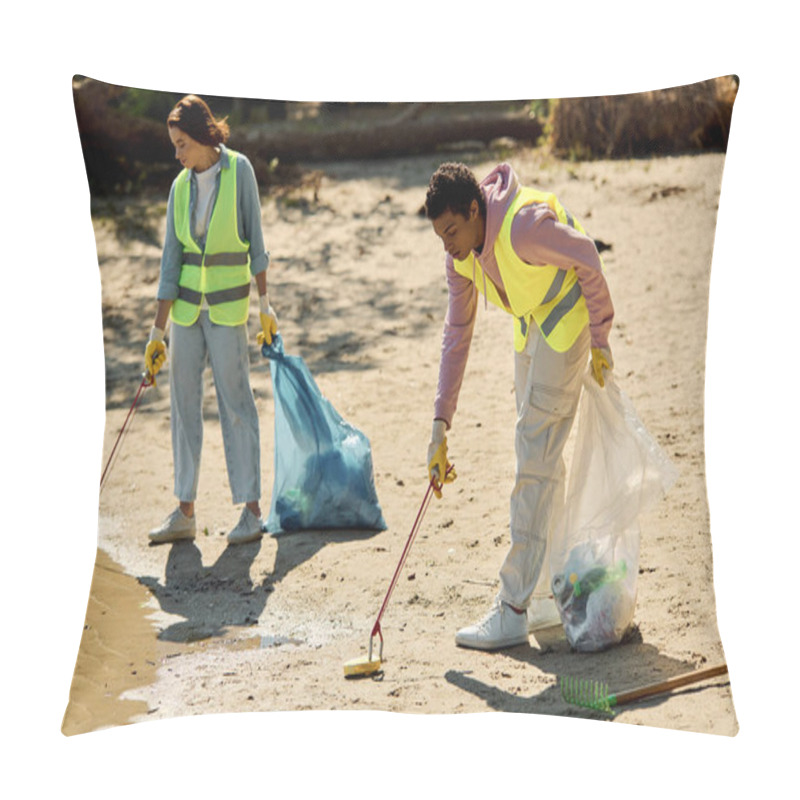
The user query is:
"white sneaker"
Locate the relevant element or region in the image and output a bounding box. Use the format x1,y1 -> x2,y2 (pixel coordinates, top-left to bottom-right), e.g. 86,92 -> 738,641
527,596 -> 562,632
149,508 -> 196,544
455,599 -> 529,651
227,507 -> 264,544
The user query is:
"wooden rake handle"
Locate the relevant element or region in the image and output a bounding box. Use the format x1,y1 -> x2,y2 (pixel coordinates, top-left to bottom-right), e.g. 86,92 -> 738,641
615,663 -> 728,706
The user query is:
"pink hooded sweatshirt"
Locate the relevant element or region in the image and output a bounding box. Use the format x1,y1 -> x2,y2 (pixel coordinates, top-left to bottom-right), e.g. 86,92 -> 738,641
433,163 -> 614,428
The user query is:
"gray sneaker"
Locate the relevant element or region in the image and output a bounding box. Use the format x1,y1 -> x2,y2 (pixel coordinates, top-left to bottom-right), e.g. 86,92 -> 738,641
227,506 -> 264,544
455,598 -> 529,651
149,508 -> 196,544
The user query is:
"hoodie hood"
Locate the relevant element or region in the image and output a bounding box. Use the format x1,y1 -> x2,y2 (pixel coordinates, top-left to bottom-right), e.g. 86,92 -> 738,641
463,163 -> 520,311
480,163 -> 520,254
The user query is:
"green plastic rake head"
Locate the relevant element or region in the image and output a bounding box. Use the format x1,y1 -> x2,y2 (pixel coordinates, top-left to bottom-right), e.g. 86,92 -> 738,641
560,664 -> 728,716
560,675 -> 618,714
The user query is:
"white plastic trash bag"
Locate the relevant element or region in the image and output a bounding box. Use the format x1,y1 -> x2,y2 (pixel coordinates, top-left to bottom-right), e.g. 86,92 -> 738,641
550,371 -> 679,652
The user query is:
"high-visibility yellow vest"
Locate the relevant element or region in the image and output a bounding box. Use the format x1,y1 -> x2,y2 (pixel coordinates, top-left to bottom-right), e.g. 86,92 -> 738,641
170,150 -> 251,327
453,187 -> 594,352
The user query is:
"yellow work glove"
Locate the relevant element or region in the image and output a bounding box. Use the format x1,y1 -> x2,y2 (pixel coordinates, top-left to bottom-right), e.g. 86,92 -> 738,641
427,419 -> 456,498
591,346 -> 613,388
256,293 -> 279,347
144,327 -> 167,386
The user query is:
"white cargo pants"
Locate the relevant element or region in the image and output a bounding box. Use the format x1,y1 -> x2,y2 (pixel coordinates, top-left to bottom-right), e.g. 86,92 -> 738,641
498,322 -> 590,610
169,311 -> 261,505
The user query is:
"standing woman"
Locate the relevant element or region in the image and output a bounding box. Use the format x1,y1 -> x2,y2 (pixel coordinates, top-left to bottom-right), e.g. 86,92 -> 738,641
145,95 -> 278,545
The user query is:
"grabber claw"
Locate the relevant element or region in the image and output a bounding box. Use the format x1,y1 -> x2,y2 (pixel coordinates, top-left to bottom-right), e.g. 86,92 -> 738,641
343,625 -> 384,678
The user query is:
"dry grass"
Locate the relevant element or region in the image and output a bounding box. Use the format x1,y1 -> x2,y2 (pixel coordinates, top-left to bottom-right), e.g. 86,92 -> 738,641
546,76 -> 739,158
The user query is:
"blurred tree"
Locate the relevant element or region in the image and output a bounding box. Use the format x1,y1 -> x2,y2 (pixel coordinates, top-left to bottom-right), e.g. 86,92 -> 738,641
529,99 -> 550,119
266,100 -> 288,121
112,88 -> 183,123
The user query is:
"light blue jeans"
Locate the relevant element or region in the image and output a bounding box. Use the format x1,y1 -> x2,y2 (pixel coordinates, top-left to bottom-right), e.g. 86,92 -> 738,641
499,323 -> 590,609
169,311 -> 261,505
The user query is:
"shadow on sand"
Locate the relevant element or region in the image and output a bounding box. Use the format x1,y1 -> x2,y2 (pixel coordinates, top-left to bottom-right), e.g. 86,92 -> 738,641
138,527 -> 381,644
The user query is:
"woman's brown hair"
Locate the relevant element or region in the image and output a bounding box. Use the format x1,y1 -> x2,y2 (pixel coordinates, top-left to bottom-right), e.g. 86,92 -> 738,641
167,95 -> 230,145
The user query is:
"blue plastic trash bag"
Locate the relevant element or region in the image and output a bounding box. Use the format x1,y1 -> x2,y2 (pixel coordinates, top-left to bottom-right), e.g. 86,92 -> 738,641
261,334 -> 387,534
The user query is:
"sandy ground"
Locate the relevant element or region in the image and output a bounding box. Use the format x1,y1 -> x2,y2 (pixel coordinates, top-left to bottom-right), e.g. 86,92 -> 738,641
62,147 -> 737,737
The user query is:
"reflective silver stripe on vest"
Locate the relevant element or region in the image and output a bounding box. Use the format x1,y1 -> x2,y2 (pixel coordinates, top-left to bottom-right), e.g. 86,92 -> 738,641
541,282 -> 583,337
204,252 -> 249,267
177,286 -> 203,305
206,285 -> 250,306
182,252 -> 248,267
540,206 -> 575,313
177,284 -> 250,307
541,269 -> 566,305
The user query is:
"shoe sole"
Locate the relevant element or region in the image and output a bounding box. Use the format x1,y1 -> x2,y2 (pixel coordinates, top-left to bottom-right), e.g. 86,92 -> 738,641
148,531 -> 196,544
227,531 -> 263,545
454,634 -> 529,651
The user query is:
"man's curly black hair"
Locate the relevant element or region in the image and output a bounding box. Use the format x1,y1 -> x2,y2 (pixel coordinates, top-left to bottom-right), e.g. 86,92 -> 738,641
424,162 -> 486,221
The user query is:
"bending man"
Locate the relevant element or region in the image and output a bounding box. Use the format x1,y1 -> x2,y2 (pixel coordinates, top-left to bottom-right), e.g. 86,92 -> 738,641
424,161 -> 614,650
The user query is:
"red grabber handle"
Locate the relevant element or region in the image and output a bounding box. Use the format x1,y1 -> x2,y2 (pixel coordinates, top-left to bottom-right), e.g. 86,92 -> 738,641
369,465 -> 455,646
99,373 -> 153,491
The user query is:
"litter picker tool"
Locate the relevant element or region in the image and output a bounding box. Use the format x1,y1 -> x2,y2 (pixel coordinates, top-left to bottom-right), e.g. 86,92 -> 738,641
343,464 -> 455,678
560,663 -> 728,714
99,371 -> 154,494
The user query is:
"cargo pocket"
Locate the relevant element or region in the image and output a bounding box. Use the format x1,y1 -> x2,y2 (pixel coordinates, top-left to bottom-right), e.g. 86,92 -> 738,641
530,382 -> 580,418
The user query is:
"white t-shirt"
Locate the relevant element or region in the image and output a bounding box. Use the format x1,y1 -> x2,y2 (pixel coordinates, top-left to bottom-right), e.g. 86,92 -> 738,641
193,157 -> 223,240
